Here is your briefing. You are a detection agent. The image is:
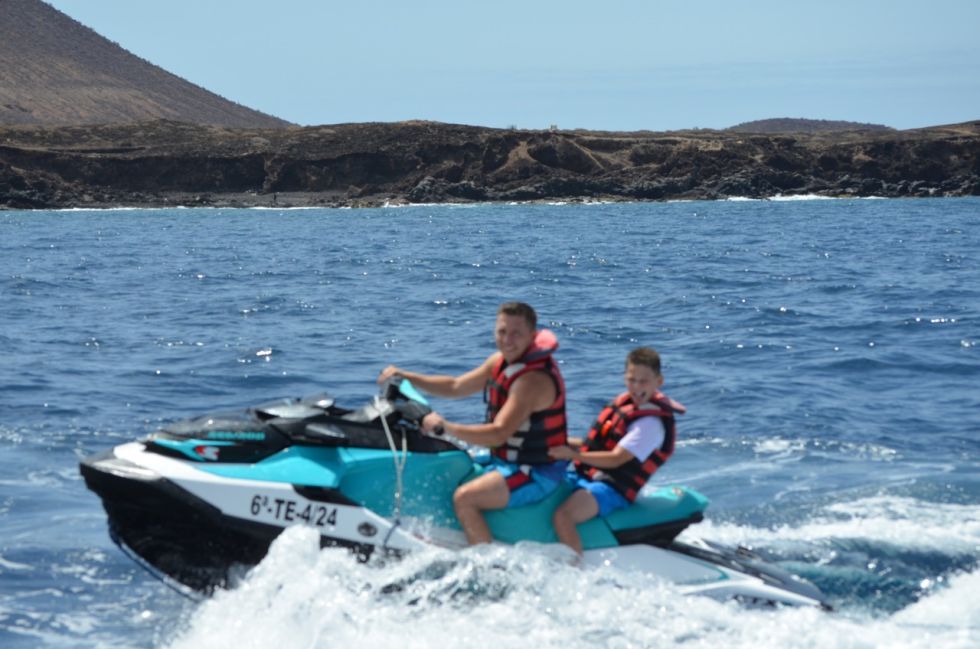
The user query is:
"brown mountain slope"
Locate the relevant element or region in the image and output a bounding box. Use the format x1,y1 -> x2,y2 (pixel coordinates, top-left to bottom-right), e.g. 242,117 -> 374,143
0,0 -> 291,128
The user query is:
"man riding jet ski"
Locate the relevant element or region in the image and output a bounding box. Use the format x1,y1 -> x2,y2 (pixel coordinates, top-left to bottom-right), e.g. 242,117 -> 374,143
79,378 -> 830,609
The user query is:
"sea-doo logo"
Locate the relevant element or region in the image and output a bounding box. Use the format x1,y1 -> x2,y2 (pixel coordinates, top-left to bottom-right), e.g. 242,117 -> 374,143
206,431 -> 265,441
194,445 -> 221,461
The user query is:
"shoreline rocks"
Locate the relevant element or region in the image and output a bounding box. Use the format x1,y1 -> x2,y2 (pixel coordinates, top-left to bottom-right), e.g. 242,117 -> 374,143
2,119 -> 979,210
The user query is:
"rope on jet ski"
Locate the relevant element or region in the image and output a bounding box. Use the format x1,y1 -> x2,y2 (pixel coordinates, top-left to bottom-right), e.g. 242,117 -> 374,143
375,395 -> 408,533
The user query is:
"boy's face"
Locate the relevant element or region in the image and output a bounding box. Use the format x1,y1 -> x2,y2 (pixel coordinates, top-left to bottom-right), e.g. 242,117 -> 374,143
624,362 -> 663,404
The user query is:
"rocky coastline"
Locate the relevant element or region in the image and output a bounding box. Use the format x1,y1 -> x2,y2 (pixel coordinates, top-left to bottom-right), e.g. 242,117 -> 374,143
2,119 -> 979,210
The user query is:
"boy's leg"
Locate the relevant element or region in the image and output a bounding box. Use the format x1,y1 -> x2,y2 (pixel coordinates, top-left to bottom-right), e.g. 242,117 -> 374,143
452,470 -> 510,545
552,489 -> 599,555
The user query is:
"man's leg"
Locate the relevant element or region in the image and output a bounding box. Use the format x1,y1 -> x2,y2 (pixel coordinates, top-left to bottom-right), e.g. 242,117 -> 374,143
551,488 -> 599,555
453,471 -> 510,545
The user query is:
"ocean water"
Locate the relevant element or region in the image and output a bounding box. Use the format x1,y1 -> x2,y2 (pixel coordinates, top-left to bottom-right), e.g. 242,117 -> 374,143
0,198 -> 978,648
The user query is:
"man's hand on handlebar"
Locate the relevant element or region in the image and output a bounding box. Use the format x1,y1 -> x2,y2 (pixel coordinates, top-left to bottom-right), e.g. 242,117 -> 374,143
377,365 -> 402,385
421,412 -> 446,437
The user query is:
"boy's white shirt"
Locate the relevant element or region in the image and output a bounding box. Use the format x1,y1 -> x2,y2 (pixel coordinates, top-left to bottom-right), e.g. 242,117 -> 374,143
617,413 -> 665,460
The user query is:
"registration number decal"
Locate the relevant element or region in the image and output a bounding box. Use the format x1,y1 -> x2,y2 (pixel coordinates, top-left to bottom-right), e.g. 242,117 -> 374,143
249,494 -> 338,527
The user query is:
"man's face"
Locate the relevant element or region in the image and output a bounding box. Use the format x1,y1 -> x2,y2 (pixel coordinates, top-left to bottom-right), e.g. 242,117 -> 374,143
495,313 -> 535,363
624,362 -> 662,404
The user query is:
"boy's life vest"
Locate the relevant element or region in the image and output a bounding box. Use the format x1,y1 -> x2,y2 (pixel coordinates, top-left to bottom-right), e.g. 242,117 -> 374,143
484,329 -> 568,465
575,391 -> 685,501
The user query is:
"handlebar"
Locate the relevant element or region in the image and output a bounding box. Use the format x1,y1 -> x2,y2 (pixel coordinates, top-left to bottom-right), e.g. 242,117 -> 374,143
380,376 -> 433,425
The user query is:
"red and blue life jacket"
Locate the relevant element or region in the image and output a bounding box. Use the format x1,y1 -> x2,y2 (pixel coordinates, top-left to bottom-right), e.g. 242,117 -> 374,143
575,391 -> 684,502
484,329 -> 568,465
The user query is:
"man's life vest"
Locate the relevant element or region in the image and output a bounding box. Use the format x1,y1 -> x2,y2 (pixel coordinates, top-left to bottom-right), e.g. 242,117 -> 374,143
575,391 -> 685,502
484,329 -> 568,465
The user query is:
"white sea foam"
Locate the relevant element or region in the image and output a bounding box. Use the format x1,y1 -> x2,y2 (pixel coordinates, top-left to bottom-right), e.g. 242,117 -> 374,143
893,569 -> 980,629
166,505 -> 980,649
752,437 -> 808,455
696,495 -> 980,553
245,205 -> 321,210
679,435 -> 900,463
37,194 -> 890,215
381,200 -> 476,208
54,206 -> 145,211
721,194 -> 840,202
770,194 -> 836,201
0,554 -> 33,571
54,205 -> 326,212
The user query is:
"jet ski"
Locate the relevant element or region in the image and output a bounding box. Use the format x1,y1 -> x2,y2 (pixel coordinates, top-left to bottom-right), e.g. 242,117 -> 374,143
79,378 -> 830,609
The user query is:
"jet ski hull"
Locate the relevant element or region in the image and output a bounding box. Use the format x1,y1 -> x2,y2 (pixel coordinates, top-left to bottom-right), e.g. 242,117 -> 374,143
81,443 -> 829,608
79,383 -> 830,608
80,446 -> 394,592
82,449 -> 284,592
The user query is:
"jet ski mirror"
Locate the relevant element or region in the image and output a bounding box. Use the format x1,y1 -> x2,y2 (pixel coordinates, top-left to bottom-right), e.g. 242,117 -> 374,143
396,379 -> 430,407
381,376 -> 430,406
381,377 -> 432,423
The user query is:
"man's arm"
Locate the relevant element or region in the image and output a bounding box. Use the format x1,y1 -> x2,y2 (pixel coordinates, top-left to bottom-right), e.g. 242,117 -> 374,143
378,353 -> 498,399
424,370 -> 556,447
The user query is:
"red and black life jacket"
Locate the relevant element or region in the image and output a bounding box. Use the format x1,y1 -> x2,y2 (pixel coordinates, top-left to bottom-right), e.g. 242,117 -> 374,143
575,391 -> 685,502
484,329 -> 567,465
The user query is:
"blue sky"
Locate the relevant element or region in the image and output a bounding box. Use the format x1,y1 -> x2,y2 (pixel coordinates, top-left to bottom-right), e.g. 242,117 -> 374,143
47,0 -> 980,131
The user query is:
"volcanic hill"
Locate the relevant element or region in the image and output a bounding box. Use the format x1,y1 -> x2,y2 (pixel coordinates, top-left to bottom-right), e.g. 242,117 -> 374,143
0,0 -> 289,128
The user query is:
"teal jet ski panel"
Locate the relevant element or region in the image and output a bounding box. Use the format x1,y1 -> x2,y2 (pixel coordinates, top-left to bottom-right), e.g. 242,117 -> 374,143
484,481 -> 619,548
605,485 -> 709,532
468,463 -> 708,550
339,449 -> 477,527
199,446 -> 345,488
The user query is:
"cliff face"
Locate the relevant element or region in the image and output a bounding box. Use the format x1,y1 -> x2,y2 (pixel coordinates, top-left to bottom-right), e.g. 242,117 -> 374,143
2,120 -> 979,209
0,0 -> 290,128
